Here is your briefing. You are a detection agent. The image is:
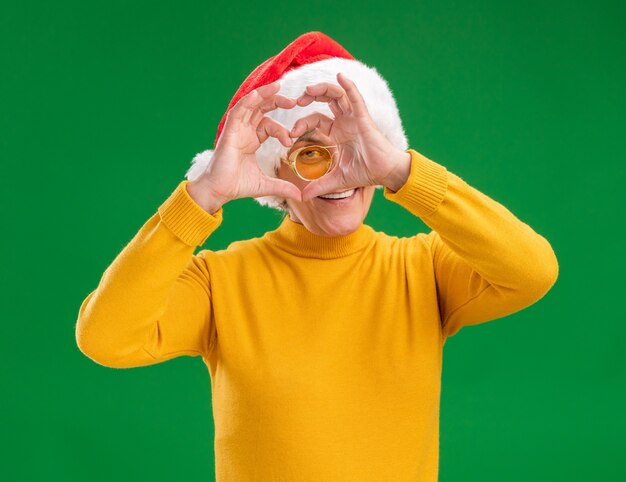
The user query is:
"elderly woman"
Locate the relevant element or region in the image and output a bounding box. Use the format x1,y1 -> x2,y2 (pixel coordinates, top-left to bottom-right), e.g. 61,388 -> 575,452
76,31 -> 558,481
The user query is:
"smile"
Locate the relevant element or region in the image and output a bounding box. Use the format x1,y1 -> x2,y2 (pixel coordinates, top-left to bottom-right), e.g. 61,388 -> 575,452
317,188 -> 358,202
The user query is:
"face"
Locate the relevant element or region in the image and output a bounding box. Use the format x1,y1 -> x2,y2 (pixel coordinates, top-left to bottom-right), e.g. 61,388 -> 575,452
276,128 -> 375,237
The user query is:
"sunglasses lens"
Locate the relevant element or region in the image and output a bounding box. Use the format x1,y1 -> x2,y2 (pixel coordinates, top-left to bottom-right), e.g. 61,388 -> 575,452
294,146 -> 332,180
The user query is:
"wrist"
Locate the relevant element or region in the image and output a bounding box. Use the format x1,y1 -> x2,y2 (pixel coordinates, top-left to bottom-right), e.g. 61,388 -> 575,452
185,179 -> 229,215
381,150 -> 412,193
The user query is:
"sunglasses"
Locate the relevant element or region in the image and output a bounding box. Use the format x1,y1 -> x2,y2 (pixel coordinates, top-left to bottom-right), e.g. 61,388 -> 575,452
280,144 -> 338,181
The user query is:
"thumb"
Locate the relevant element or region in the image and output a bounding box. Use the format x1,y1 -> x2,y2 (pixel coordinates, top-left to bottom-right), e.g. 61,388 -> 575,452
257,176 -> 302,202
301,171 -> 347,201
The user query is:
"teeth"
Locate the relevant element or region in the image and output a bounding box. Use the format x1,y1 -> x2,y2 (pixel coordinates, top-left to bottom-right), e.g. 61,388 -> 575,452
318,189 -> 356,199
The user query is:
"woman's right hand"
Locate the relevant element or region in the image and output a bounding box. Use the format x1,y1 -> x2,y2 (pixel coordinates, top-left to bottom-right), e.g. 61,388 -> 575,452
186,81 -> 301,214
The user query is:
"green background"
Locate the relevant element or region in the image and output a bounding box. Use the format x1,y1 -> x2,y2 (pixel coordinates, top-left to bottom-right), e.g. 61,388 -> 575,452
2,0 -> 624,480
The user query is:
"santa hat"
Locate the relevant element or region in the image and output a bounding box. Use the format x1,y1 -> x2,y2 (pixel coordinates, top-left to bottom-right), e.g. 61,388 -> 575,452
185,31 -> 408,211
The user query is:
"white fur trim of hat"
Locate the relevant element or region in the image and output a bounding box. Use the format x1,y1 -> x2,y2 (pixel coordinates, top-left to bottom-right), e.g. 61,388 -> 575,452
185,57 -> 408,212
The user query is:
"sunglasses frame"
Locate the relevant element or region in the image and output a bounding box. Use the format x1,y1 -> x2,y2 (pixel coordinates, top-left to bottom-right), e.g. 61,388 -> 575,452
280,144 -> 338,181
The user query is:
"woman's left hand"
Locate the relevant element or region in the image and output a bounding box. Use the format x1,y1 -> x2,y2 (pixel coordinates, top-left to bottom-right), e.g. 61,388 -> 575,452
290,72 -> 412,200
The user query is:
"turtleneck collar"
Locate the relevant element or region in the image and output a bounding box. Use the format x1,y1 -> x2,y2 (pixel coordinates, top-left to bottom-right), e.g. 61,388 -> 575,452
263,214 -> 377,259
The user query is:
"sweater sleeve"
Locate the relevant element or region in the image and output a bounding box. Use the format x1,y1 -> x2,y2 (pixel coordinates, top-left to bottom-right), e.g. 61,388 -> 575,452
75,180 -> 224,368
384,149 -> 559,338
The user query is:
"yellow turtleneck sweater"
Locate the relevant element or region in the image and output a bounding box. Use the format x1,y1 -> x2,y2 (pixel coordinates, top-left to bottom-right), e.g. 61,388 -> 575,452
75,149 -> 559,481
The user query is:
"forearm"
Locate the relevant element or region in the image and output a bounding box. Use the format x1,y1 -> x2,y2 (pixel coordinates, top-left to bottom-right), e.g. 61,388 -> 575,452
385,149 -> 559,293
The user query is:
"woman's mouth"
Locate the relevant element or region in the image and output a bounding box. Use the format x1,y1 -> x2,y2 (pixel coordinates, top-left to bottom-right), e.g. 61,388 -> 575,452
317,188 -> 358,204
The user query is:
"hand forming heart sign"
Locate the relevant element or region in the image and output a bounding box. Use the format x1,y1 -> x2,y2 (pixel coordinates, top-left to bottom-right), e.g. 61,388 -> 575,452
291,72 -> 412,201
186,80 -> 302,214
186,72 -> 411,215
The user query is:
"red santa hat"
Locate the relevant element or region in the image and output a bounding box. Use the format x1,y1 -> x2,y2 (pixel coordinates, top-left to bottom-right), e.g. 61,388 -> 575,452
186,31 -> 408,211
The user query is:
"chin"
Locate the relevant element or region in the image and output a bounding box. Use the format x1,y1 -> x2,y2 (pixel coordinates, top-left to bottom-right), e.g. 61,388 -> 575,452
288,186 -> 374,236
317,215 -> 363,237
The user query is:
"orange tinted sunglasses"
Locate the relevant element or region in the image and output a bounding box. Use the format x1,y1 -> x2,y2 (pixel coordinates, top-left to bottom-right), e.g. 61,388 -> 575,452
280,145 -> 337,181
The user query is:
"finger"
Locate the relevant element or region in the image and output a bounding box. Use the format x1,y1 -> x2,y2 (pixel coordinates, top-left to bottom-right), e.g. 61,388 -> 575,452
300,170 -> 348,201
256,116 -> 293,147
299,82 -> 352,113
296,94 -> 343,117
232,81 -> 282,123
254,79 -> 282,98
336,72 -> 370,118
296,94 -> 315,106
264,94 -> 298,112
296,94 -> 338,106
297,94 -> 348,117
290,112 -> 334,138
250,94 -> 297,125
258,176 -> 302,202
